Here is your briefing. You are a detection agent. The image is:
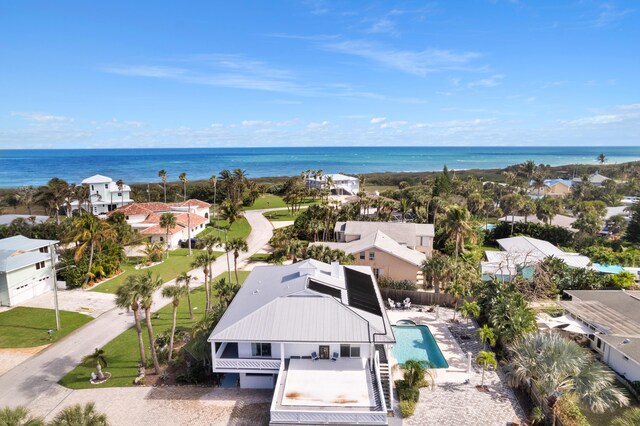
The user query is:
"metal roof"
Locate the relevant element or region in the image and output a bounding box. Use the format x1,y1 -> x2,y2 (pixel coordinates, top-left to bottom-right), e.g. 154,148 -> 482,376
81,174 -> 113,184
0,250 -> 50,273
335,221 -> 435,241
208,260 -> 394,344
0,235 -> 58,252
0,215 -> 49,226
496,236 -> 590,269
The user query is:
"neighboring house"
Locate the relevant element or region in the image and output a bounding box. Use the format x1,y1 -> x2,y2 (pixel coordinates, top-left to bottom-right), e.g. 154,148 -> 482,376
0,215 -> 49,226
70,174 -> 133,215
208,259 -> 395,425
529,179 -> 573,197
306,173 -> 360,196
310,231 -> 426,284
561,290 -> 640,382
498,214 -> 577,231
572,171 -> 611,186
480,236 -> 590,281
334,221 -> 434,257
112,200 -> 210,249
605,206 -> 631,220
0,235 -> 58,306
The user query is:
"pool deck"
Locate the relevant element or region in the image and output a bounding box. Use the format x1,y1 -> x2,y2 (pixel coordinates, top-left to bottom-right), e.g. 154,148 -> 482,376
386,309 -> 469,384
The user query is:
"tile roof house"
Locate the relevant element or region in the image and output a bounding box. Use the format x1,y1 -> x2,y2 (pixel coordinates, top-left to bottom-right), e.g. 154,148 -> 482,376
208,260 -> 395,425
0,235 -> 58,306
561,290 -> 640,382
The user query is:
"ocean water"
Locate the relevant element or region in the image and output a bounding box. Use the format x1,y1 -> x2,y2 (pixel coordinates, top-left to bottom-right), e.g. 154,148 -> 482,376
0,146 -> 639,188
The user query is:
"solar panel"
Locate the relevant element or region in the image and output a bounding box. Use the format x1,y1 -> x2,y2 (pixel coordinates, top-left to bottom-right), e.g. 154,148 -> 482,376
308,279 -> 342,299
344,268 -> 382,316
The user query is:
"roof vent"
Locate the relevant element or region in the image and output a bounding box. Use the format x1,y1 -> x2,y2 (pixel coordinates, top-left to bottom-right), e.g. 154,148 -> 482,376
253,289 -> 260,295
623,338 -> 630,344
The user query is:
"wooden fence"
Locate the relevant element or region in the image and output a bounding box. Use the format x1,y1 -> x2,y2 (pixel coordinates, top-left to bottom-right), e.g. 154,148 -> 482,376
380,288 -> 459,307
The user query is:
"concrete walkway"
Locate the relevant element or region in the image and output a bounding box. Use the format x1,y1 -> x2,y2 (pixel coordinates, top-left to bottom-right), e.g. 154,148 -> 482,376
0,210 -> 273,416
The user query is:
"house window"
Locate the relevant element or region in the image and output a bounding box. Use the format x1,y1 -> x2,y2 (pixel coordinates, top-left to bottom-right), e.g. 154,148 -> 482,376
369,251 -> 375,260
340,344 -> 361,358
105,184 -> 108,189
91,185 -> 94,191
359,251 -> 365,260
596,338 -> 602,349
117,192 -> 122,197
39,246 -> 49,253
251,343 -> 272,357
35,261 -> 45,270
373,268 -> 383,278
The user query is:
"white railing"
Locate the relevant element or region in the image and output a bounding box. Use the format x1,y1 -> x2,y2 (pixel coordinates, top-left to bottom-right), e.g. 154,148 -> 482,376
373,350 -> 388,413
269,411 -> 387,424
216,358 -> 281,370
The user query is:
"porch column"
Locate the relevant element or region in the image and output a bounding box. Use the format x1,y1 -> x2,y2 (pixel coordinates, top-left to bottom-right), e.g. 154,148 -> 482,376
280,343 -> 285,364
370,342 -> 375,371
211,341 -> 217,370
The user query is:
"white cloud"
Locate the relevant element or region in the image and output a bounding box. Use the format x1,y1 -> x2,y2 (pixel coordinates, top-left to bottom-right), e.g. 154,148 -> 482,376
306,121 -> 330,129
414,118 -> 496,129
365,18 -> 398,35
591,3 -> 634,28
380,120 -> 408,129
560,104 -> 640,126
11,111 -> 73,122
323,40 -> 480,76
370,117 -> 386,124
467,74 -> 505,88
241,120 -> 297,128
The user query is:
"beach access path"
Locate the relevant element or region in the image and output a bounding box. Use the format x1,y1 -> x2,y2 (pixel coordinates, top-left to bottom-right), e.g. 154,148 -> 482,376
0,210 -> 273,417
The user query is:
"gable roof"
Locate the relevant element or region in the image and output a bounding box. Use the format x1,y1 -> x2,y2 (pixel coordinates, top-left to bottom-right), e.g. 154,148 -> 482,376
0,236 -> 57,273
82,174 -> 113,184
498,215 -> 577,230
335,221 -> 435,241
311,230 -> 426,266
170,199 -> 211,209
487,236 -> 591,270
208,260 -> 394,344
0,235 -> 58,252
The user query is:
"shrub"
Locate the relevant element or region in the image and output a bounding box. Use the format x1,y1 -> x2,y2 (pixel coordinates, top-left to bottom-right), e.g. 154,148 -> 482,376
377,277 -> 417,291
400,400 -> 416,417
555,395 -> 589,426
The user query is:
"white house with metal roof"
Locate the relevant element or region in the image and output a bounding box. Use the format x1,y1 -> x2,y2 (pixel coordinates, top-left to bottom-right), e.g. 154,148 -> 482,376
305,173 -> 360,195
0,235 -> 58,306
70,174 -> 133,215
481,236 -> 591,281
208,259 -> 395,425
334,221 -> 434,257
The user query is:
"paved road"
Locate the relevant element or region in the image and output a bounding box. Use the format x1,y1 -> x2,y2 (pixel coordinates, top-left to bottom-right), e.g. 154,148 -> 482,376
0,210 -> 273,413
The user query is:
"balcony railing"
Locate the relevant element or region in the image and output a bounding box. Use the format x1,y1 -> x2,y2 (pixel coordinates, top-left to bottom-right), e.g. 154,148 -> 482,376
215,358 -> 281,370
269,411 -> 387,424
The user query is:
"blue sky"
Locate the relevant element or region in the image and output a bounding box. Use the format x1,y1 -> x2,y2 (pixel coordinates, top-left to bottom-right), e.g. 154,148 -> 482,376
0,0 -> 638,148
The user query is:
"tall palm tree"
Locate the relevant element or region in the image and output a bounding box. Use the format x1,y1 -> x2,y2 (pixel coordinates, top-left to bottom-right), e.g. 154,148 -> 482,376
597,153 -> 607,165
115,276 -> 146,367
219,200 -> 242,225
115,179 -> 124,207
49,402 -> 108,426
217,277 -> 240,308
69,214 -> 116,285
158,169 -> 167,203
520,160 -> 537,181
477,324 -> 496,350
200,234 -> 221,302
138,271 -> 163,374
421,251 -> 454,294
179,172 -> 188,200
192,252 -> 215,312
227,237 -> 248,285
82,347 -> 108,381
476,351 -> 497,388
161,284 -> 187,361
0,406 -> 44,426
39,178 -> 70,224
506,332 -> 628,424
442,206 -> 476,258
175,272 -> 194,319
159,212 -> 176,258
209,175 -> 218,227
501,193 -> 525,235
446,280 -> 467,321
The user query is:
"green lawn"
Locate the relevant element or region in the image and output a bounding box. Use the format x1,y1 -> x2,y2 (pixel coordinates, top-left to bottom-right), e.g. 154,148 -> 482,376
244,194 -> 317,210
0,307 -> 93,348
249,253 -> 271,262
199,217 -> 251,241
583,399 -> 640,425
263,209 -> 303,222
60,271 -> 250,389
91,248 -> 208,294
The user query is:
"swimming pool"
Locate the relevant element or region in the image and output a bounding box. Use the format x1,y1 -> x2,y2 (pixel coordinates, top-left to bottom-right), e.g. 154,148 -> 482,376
391,324 -> 449,368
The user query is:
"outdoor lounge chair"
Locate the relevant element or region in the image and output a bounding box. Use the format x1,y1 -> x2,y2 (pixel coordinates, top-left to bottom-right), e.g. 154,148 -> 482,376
388,298 -> 395,309
331,352 -> 339,362
403,298 -> 411,309
311,351 -> 319,361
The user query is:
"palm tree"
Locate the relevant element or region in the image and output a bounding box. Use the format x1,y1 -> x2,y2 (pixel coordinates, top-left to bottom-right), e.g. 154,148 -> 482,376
398,197 -> 412,222
612,408 -> 640,426
459,300 -> 480,325
597,153 -> 607,165
421,252 -> 453,294
0,406 -> 44,426
138,271 -> 163,374
401,359 -> 436,389
159,212 -> 176,258
227,237 -> 248,285
158,170 -> 167,203
82,347 -> 108,381
209,175 -> 218,227
477,324 -> 496,350
476,351 -> 497,388
175,272 -> 194,319
217,277 -> 240,308
39,178 -> 70,224
446,280 -> 467,321
49,402 -> 108,426
192,252 -> 215,312
179,172 -> 188,200
114,277 -> 146,367
161,284 -> 187,361
69,214 -> 116,286
115,179 -> 124,207
442,206 -> 476,258
219,200 -> 242,225
501,193 -> 525,235
15,186 -> 37,215
530,174 -> 549,197
506,332 -> 628,424
520,160 -> 537,181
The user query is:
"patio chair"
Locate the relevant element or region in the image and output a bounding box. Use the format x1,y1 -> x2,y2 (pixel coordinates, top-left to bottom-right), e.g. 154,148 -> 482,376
388,298 -> 395,309
331,352 -> 339,362
403,299 -> 411,309
311,351 -> 319,361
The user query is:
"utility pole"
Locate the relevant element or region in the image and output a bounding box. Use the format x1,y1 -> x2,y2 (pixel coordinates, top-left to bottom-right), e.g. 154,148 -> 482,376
49,243 -> 60,331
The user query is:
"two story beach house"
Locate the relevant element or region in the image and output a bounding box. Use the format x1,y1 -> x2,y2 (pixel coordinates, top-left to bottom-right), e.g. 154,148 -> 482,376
71,174 -> 133,215
0,235 -> 58,306
208,259 -> 395,425
305,173 -> 360,196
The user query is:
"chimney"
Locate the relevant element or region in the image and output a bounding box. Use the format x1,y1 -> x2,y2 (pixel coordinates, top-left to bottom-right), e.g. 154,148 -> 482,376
331,260 -> 340,279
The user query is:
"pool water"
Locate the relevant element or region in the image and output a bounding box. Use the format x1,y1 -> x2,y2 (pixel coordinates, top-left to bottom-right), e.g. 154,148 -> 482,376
391,324 -> 449,368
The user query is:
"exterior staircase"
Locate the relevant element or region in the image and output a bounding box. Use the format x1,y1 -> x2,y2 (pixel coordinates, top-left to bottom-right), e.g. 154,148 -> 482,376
376,344 -> 393,415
